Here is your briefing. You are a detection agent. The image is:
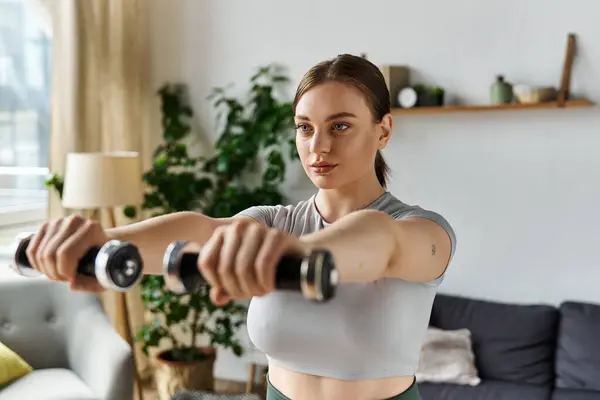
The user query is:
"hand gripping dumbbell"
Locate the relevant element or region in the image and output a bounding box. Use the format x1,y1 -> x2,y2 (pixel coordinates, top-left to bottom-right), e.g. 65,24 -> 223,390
9,233 -> 144,292
162,241 -> 339,302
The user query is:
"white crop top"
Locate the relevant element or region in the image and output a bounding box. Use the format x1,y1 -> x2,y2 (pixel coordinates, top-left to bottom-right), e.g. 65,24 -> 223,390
236,192 -> 456,380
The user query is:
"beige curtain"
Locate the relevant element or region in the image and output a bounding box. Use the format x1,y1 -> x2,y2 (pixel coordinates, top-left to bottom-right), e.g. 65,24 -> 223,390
35,0 -> 154,396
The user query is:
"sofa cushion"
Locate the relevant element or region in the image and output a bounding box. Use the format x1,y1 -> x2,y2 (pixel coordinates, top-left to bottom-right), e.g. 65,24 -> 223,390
552,388 -> 600,400
430,294 -> 559,385
419,380 -> 552,400
416,327 -> 481,386
555,301 -> 600,391
0,340 -> 33,387
0,368 -> 97,400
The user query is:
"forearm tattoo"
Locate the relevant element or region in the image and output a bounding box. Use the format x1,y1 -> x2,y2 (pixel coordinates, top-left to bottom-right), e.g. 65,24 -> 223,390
431,244 -> 436,256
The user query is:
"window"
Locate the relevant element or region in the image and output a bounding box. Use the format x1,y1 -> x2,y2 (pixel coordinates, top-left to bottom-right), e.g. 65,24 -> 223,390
0,0 -> 50,261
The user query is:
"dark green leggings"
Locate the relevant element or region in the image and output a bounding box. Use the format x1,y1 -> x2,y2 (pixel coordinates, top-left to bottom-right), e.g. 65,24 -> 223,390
266,375 -> 420,400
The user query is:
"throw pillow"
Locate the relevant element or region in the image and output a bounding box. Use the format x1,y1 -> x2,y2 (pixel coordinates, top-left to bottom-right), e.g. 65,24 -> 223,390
0,341 -> 33,387
416,327 -> 481,386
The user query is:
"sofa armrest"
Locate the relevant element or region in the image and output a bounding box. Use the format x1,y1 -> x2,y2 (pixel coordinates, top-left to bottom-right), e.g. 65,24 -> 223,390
66,301 -> 133,400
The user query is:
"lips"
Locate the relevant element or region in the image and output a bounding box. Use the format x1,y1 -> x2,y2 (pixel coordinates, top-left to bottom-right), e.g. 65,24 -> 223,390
309,162 -> 338,175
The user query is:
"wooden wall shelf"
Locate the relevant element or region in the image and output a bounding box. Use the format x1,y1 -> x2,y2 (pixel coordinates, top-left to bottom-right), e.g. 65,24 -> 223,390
391,99 -> 594,116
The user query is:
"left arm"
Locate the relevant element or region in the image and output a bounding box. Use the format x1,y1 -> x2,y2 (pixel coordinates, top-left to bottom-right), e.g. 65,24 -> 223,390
299,209 -> 453,284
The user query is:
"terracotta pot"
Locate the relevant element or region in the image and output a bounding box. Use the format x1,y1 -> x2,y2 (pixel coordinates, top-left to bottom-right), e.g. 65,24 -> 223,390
154,347 -> 216,400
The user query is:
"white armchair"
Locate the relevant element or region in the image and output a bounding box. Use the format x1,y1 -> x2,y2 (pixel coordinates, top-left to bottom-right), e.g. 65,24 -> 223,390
0,273 -> 133,400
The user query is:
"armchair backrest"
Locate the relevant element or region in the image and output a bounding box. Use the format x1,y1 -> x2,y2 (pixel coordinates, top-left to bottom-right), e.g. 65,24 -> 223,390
0,274 -> 102,369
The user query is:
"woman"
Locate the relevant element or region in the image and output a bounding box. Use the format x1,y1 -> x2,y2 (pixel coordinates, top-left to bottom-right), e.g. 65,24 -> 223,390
27,53 -> 456,400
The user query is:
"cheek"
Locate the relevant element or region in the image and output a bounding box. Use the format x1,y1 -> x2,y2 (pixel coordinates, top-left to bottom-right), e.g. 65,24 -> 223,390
338,131 -> 378,161
295,135 -> 310,160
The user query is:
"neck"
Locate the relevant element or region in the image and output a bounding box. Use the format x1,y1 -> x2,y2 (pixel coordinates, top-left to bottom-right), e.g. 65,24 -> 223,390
314,172 -> 386,223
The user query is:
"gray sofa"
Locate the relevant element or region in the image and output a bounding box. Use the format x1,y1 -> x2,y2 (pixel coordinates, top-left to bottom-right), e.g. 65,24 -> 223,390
0,274 -> 134,400
420,293 -> 600,400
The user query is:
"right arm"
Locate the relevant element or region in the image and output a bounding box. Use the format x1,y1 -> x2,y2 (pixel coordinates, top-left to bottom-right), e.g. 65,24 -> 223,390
26,212 -> 254,292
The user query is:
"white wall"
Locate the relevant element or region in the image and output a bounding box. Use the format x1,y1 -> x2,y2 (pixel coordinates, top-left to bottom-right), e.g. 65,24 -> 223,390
147,0 -> 600,381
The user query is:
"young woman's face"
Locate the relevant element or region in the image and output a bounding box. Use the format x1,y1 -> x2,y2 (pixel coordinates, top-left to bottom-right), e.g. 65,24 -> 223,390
294,81 -> 392,190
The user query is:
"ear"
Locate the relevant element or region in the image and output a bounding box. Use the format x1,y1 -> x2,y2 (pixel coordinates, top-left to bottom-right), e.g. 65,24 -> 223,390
377,114 -> 393,149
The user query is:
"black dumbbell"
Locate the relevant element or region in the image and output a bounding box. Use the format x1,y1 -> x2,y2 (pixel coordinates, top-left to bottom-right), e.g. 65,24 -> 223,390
162,241 -> 339,302
9,233 -> 144,292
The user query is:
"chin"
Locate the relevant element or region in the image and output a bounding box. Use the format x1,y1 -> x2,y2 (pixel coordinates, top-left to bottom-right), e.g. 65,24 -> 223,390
307,175 -> 342,190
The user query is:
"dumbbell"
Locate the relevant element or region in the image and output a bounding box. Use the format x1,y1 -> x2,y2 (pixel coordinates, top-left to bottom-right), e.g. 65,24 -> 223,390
9,233 -> 144,292
162,241 -> 339,302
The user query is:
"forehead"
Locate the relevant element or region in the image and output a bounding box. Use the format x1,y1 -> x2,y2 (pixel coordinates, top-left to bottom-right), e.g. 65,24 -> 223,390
295,81 -> 371,120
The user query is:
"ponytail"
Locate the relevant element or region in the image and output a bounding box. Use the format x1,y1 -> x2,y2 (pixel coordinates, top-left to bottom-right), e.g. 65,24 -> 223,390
375,150 -> 390,188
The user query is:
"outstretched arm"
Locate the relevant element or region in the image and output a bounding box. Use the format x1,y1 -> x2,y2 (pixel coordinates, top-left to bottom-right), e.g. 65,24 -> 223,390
107,212 -> 249,275
299,209 -> 453,284
177,209 -> 454,305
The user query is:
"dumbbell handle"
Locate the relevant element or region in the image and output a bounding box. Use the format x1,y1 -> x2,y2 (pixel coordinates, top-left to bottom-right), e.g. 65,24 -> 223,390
10,234 -> 144,292
163,241 -> 339,302
12,235 -> 99,277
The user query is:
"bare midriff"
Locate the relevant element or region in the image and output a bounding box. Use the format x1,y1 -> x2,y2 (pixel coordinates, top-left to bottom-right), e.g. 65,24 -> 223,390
268,363 -> 415,400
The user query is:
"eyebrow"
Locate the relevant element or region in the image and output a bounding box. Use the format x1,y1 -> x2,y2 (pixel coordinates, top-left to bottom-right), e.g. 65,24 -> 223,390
295,112 -> 358,121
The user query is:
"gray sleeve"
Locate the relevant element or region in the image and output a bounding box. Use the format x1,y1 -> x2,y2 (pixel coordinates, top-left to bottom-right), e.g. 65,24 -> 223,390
392,206 -> 457,287
234,205 -> 282,228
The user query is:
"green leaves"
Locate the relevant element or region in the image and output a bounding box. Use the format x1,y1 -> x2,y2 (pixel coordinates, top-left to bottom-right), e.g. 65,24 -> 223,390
136,318 -> 170,356
45,173 -> 64,199
132,65 -> 296,362
166,301 -> 190,325
264,150 -> 285,183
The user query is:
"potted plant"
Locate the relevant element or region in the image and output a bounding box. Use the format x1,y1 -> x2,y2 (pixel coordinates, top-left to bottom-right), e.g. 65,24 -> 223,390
124,65 -> 297,399
413,83 -> 445,107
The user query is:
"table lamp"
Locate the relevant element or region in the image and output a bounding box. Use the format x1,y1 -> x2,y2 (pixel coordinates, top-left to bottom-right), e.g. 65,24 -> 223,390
61,151 -> 145,400
62,151 -> 144,223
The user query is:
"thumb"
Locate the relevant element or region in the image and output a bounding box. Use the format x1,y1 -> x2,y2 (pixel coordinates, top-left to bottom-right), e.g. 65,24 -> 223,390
210,286 -> 231,306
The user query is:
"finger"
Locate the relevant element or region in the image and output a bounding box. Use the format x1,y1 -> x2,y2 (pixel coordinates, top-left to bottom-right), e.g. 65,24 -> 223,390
69,276 -> 105,293
37,220 -> 63,281
198,227 -> 225,292
43,215 -> 84,281
25,223 -> 48,272
255,229 -> 288,292
235,223 -> 264,296
219,224 -> 244,298
210,287 -> 231,307
56,220 -> 105,283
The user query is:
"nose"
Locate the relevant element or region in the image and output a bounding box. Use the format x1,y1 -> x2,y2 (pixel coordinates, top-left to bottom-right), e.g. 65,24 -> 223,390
309,130 -> 331,154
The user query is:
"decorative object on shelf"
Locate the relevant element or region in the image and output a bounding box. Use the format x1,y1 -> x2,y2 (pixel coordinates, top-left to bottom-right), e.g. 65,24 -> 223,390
398,87 -> 418,109
388,33 -> 593,115
490,75 -> 514,105
412,84 -> 445,107
380,65 -> 411,107
557,33 -> 576,106
513,85 -> 558,104
124,64 -> 297,400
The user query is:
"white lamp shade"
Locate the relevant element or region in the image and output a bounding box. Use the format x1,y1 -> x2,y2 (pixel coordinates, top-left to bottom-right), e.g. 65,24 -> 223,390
61,152 -> 144,209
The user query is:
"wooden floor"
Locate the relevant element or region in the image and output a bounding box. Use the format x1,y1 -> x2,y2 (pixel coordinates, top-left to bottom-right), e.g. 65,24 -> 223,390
142,378 -> 266,400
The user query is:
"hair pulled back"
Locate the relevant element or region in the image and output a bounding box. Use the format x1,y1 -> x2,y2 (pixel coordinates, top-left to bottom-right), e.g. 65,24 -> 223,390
292,53 -> 391,187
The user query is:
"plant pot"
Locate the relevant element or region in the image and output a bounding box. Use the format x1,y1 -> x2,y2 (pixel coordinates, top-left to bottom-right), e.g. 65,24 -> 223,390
417,91 -> 444,107
154,347 -> 216,400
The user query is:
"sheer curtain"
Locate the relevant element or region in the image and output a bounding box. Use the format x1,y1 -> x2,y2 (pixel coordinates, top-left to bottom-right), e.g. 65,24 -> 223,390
28,0 -> 154,396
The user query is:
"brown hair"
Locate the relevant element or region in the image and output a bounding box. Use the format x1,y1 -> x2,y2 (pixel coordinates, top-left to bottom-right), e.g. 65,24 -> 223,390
292,53 -> 392,188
